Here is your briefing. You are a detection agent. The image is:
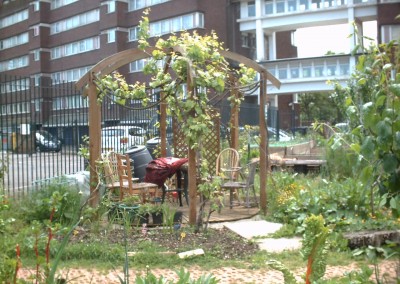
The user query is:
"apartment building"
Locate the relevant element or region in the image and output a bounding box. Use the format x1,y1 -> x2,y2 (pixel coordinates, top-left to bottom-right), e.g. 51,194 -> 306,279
2,0 -> 288,137
236,0 -> 399,129
1,0 -> 398,136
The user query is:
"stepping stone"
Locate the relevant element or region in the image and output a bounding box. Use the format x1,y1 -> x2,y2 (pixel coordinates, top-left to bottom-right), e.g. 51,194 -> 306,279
257,237 -> 302,253
223,220 -> 302,253
224,220 -> 283,239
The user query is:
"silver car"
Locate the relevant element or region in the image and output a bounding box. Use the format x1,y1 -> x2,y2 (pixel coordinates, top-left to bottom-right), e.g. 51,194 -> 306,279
101,126 -> 146,153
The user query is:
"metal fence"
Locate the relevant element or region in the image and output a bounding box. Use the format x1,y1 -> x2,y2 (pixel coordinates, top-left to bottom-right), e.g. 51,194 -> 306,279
1,75 -> 290,197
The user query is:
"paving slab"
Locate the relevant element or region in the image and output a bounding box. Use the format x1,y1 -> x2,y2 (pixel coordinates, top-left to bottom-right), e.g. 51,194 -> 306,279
257,237 -> 302,253
223,220 -> 283,239
222,219 -> 303,253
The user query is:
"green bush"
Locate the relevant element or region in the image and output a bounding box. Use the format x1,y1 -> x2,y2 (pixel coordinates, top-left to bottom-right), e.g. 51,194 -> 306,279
20,182 -> 82,225
267,172 -> 399,235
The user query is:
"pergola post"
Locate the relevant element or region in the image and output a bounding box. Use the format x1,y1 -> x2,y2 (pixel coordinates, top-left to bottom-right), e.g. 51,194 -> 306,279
160,91 -> 167,157
88,72 -> 101,207
230,77 -> 239,150
259,73 -> 268,214
187,84 -> 197,225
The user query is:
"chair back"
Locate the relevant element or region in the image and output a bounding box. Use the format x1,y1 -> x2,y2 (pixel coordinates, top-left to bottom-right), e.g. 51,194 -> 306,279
103,151 -> 119,185
216,148 -> 240,180
116,153 -> 134,198
244,160 -> 258,186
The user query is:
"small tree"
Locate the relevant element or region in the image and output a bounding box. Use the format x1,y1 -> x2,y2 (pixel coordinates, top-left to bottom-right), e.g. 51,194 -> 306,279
330,32 -> 400,217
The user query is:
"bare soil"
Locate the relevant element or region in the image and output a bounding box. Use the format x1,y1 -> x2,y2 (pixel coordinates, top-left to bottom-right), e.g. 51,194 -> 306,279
67,225 -> 259,260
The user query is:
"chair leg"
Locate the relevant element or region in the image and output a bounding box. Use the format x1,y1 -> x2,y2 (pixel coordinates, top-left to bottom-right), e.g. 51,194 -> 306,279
178,190 -> 183,207
161,185 -> 167,204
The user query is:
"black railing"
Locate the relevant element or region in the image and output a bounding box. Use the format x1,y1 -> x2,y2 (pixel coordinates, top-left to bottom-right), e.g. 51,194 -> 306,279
1,75 -> 293,196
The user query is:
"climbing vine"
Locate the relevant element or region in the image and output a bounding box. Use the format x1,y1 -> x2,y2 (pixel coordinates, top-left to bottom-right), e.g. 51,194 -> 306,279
95,9 -> 256,149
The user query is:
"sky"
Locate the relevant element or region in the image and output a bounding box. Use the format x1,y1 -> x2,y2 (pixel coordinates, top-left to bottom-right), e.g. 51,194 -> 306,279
295,21 -> 378,57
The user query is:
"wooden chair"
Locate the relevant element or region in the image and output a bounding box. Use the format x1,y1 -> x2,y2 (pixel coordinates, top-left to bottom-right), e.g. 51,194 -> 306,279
215,148 -> 242,208
116,153 -> 160,203
101,151 -> 138,200
215,148 -> 241,181
220,159 -> 259,208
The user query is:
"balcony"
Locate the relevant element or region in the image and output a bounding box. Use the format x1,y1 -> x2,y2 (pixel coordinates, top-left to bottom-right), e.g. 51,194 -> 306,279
260,54 -> 355,94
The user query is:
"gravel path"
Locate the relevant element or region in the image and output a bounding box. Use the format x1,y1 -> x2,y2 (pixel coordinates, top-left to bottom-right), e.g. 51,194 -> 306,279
18,260 -> 398,283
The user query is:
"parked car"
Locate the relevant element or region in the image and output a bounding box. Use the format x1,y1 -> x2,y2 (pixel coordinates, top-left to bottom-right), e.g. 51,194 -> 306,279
35,130 -> 62,152
101,125 -> 146,153
239,127 -> 293,142
146,114 -> 174,144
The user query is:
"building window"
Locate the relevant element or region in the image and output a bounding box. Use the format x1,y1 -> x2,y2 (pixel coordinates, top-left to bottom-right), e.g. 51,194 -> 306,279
291,68 -> 299,78
32,1 -> 40,11
51,66 -> 92,84
52,95 -> 88,110
276,0 -> 285,13
32,74 -> 41,86
51,37 -> 100,59
0,32 -> 29,50
33,49 -> 40,61
299,0 -> 310,10
33,26 -> 40,36
0,9 -> 28,29
278,68 -> 287,79
314,65 -> 324,77
51,0 -> 79,9
130,59 -> 147,72
265,0 -> 273,14
326,64 -> 336,76
129,12 -> 204,41
0,78 -> 30,93
107,1 -> 116,13
381,25 -> 400,43
241,34 -> 249,47
302,66 -> 311,78
128,0 -> 170,11
108,29 -> 116,43
248,1 -> 255,17
288,0 -> 297,11
50,9 -> 99,34
129,26 -> 140,41
0,55 -> 29,72
339,64 -> 349,75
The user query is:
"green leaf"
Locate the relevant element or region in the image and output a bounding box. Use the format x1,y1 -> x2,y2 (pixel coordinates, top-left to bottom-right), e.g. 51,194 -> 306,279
375,95 -> 386,108
358,78 -> 367,85
382,153 -> 398,173
350,143 -> 361,153
376,120 -> 392,140
390,197 -> 397,210
394,131 -> 400,150
389,84 -> 400,97
360,166 -> 373,185
360,137 -> 375,160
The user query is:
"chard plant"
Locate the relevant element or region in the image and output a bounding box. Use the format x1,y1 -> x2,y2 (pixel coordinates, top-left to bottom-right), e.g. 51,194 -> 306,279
267,214 -> 330,284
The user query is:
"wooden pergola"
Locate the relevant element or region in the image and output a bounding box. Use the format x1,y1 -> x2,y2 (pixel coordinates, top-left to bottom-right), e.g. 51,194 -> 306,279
76,47 -> 280,224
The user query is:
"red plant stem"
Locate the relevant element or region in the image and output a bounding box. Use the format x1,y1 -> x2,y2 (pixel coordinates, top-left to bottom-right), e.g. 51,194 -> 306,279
13,244 -> 21,284
305,254 -> 312,284
46,207 -> 56,265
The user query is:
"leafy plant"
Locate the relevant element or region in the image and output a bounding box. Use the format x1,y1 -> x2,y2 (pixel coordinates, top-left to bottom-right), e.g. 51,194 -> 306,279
330,35 -> 400,217
267,214 -> 330,284
20,182 -> 82,225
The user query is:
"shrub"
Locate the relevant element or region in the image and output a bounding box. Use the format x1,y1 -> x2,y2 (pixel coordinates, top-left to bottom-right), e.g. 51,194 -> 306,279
20,182 -> 82,225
